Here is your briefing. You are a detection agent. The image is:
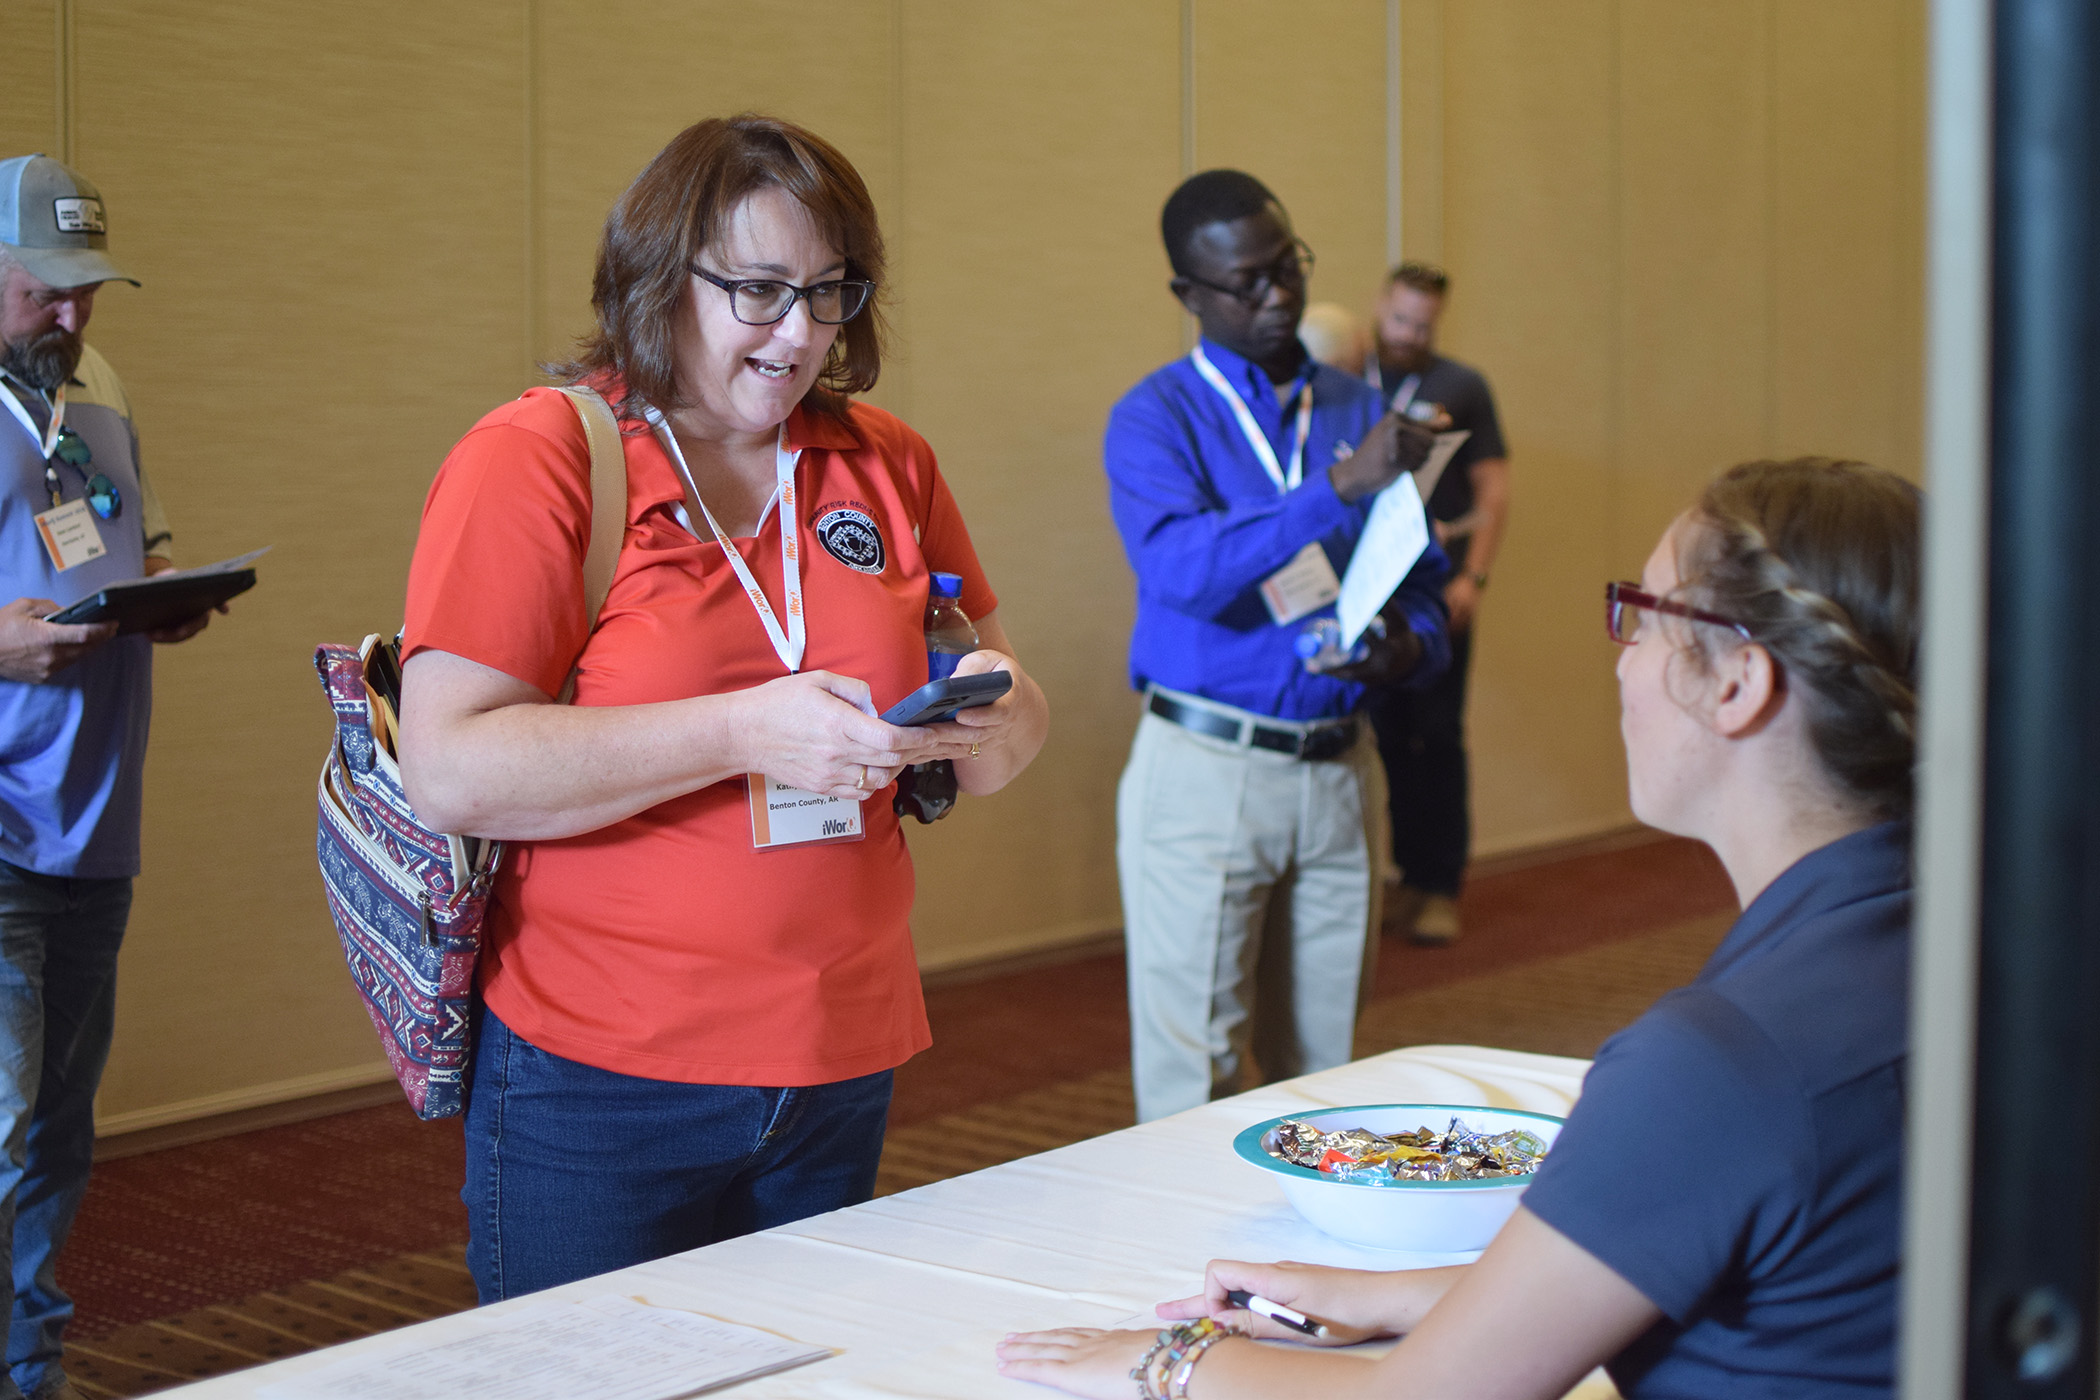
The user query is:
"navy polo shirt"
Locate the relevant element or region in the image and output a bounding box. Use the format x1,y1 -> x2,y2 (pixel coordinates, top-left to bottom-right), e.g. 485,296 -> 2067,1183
1523,821 -> 1911,1399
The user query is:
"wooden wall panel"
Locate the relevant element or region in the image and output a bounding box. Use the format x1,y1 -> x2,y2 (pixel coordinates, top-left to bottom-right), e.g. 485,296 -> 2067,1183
1435,0 -> 1630,852
75,0 -> 532,1119
893,0 -> 1180,964
1614,0 -> 1775,549
1192,2 -> 1390,320
529,3 -> 898,378
0,1 -> 58,158
1771,0 -> 1925,478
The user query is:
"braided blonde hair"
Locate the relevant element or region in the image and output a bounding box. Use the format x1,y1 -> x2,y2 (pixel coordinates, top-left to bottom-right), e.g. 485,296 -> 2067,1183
1673,458 -> 1921,820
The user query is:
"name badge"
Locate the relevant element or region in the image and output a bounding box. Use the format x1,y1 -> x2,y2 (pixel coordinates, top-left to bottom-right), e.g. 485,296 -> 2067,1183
34,499 -> 106,573
747,774 -> 866,850
1259,541 -> 1342,625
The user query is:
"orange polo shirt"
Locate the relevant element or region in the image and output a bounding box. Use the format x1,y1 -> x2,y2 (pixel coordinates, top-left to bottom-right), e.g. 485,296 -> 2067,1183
403,385 -> 997,1086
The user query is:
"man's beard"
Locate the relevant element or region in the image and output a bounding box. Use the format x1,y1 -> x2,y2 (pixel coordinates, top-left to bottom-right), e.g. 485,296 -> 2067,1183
0,327 -> 83,393
1380,341 -> 1430,373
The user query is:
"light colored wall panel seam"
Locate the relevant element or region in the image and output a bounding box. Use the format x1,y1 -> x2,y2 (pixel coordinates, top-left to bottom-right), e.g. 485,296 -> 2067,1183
1180,0 -> 1196,176
1762,0 -> 1778,454
1386,0 -> 1402,266
53,0 -> 74,162
890,0 -> 910,421
523,0 -> 542,373
1605,0 -> 1625,558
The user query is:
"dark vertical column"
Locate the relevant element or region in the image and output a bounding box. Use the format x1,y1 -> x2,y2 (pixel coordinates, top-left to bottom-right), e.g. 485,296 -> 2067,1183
1968,0 -> 2100,1393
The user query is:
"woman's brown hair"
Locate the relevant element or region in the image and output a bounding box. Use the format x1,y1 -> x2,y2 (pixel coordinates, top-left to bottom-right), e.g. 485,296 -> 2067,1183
554,113 -> 886,422
1672,457 -> 1922,821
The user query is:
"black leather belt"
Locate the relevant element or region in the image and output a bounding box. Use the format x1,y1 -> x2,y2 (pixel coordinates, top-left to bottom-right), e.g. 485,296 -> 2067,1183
1148,693 -> 1358,762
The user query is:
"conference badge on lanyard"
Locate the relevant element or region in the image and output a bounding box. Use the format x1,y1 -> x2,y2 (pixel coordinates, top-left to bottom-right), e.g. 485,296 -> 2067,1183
1189,347 -> 1338,625
1,384 -> 107,573
648,410 -> 865,850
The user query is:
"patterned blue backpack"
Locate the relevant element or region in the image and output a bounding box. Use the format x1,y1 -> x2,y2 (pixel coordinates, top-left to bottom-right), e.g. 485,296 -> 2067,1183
312,386 -> 624,1118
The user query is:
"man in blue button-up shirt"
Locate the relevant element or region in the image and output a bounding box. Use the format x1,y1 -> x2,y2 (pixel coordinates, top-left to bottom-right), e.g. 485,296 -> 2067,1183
1106,170 -> 1450,1121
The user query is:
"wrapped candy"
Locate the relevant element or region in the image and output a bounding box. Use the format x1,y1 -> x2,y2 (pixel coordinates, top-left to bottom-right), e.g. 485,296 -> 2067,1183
1263,1115 -> 1548,1185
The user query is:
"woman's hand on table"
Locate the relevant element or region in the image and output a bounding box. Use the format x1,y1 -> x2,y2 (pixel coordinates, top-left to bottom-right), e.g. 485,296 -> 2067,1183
994,1327 -> 1155,1398
1156,1258 -> 1424,1345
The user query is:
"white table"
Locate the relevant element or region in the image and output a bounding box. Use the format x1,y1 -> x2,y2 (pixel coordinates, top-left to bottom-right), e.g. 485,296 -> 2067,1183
171,1044 -> 1596,1399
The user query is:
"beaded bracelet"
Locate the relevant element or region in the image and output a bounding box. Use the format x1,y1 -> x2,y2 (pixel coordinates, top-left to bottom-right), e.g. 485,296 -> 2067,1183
1130,1318 -> 1245,1400
1167,1325 -> 1241,1399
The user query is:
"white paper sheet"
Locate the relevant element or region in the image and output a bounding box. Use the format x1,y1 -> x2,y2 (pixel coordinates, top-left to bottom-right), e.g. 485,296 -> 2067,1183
254,1292 -> 829,1400
1334,432 -> 1469,646
142,545 -> 272,582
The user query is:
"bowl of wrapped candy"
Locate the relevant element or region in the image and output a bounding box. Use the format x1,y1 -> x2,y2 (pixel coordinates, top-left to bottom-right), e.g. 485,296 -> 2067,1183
1233,1104 -> 1564,1253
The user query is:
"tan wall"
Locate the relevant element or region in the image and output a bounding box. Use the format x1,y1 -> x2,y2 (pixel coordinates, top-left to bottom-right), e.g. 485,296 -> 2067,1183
1407,0 -> 1924,853
0,0 -> 1920,1131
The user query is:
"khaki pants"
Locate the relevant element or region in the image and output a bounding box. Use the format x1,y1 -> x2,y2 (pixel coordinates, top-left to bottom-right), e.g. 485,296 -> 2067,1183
1117,705 -> 1387,1123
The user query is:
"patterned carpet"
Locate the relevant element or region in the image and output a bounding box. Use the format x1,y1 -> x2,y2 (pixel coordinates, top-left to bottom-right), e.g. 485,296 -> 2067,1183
61,834 -> 1736,1396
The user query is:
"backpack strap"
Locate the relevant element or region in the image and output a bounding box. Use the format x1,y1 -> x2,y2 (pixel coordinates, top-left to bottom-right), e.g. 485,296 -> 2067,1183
553,386 -> 627,704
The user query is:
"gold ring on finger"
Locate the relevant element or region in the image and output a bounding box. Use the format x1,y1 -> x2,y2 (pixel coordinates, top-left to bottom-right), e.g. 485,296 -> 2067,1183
970,741 -> 981,759
856,765 -> 866,790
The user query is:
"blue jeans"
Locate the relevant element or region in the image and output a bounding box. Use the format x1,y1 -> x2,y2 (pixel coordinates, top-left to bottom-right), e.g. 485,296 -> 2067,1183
0,862 -> 129,1400
463,1008 -> 893,1303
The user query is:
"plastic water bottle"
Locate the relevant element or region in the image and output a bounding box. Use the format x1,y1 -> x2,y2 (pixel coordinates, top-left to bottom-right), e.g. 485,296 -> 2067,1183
925,572 -> 978,679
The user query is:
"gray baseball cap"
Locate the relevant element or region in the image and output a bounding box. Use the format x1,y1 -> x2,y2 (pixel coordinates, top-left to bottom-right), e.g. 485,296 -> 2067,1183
0,154 -> 138,289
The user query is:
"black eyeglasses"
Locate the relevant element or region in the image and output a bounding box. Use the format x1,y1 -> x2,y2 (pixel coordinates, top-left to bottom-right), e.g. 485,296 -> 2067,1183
1605,581 -> 1749,645
44,426 -> 120,521
689,265 -> 874,327
1180,238 -> 1316,308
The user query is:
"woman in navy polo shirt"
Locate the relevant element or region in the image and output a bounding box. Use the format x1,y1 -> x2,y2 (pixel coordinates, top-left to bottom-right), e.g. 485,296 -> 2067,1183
1001,456 -> 1918,1399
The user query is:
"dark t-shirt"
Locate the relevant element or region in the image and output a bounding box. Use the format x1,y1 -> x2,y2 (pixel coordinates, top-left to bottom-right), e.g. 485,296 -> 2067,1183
1522,822 -> 1911,1399
1372,353 -> 1506,525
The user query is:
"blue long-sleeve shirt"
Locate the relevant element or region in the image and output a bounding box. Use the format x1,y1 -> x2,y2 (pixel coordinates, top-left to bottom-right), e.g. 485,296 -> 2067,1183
1104,337 -> 1450,722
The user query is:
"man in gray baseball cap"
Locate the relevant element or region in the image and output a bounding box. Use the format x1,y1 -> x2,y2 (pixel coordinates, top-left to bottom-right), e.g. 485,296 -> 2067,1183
0,154 -> 208,1400
0,155 -> 138,292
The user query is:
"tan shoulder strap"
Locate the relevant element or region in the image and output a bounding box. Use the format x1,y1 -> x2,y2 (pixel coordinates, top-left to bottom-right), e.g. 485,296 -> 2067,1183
554,386 -> 627,703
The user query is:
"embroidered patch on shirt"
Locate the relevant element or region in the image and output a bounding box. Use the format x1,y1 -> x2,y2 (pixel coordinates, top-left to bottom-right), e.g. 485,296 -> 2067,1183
814,503 -> 885,574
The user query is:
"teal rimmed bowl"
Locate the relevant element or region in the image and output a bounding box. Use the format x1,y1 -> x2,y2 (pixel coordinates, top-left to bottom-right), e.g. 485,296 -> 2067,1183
1234,1103 -> 1566,1252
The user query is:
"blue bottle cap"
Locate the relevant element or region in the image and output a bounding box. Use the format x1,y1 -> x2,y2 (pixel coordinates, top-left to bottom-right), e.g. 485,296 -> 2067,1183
930,571 -> 963,597
1293,630 -> 1326,659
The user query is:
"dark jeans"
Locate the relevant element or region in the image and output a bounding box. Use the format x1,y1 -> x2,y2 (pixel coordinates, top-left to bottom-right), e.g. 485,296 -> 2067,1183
1367,624 -> 1473,897
462,1007 -> 894,1303
0,861 -> 130,1400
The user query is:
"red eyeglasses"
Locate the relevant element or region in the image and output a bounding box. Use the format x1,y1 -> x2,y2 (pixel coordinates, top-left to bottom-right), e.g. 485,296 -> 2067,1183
1604,581 -> 1753,646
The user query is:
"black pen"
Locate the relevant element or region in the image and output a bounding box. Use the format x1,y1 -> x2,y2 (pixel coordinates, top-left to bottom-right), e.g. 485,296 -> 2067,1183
1224,1288 -> 1331,1338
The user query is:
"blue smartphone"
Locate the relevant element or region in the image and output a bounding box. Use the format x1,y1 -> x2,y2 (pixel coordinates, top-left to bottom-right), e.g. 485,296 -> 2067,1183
880,672 -> 1012,726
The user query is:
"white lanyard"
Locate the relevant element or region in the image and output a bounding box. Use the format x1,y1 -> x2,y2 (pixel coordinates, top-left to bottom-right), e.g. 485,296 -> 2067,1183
647,409 -> 807,674
1190,345 -> 1312,494
1365,359 -> 1422,416
0,379 -> 64,460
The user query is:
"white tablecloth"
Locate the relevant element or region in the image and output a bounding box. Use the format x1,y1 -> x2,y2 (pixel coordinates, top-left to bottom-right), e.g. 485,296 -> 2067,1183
170,1044 -> 1595,1399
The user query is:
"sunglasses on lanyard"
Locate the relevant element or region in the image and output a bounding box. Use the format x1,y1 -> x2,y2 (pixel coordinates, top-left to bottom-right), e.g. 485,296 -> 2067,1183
45,426 -> 121,521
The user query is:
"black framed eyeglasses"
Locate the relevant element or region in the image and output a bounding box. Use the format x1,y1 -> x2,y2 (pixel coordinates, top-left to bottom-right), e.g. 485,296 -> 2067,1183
1180,238 -> 1316,308
43,426 -> 120,520
1605,581 -> 1750,645
689,265 -> 874,326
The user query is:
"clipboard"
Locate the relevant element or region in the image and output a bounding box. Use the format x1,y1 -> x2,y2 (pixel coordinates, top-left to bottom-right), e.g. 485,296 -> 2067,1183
45,547 -> 267,634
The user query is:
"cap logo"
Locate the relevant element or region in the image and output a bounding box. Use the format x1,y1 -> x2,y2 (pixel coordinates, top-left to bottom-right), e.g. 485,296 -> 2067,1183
52,198 -> 105,234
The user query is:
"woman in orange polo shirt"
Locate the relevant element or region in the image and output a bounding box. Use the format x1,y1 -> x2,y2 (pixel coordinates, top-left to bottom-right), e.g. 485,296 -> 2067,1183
396,114 -> 1049,1302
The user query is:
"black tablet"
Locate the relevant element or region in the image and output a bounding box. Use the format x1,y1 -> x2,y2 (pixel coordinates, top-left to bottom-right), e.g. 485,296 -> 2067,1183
45,568 -> 257,634
880,672 -> 1012,727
